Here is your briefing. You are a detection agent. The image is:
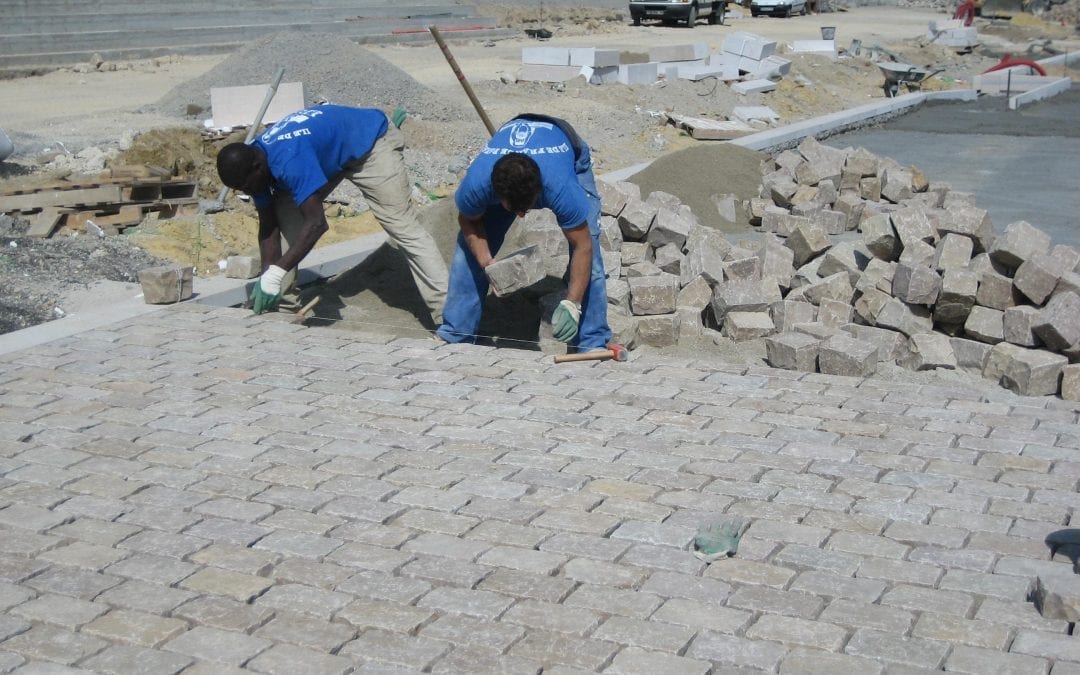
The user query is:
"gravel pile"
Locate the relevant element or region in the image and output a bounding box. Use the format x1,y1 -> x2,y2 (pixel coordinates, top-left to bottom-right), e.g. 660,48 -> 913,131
150,32 -> 465,123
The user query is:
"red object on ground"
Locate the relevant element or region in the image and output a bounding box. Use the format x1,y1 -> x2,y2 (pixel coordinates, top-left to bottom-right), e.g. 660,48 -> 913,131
952,0 -> 975,25
983,54 -> 1048,76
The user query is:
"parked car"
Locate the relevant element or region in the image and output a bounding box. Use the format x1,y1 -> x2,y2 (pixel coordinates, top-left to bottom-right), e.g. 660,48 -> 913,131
750,0 -> 807,16
629,0 -> 726,27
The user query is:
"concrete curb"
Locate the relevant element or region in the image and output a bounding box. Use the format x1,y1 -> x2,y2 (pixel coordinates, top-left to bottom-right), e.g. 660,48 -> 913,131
601,88 -> 979,184
1010,77 -> 1072,110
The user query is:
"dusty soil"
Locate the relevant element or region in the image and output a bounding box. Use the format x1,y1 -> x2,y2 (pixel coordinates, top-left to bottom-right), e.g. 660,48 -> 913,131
0,4 -> 1076,345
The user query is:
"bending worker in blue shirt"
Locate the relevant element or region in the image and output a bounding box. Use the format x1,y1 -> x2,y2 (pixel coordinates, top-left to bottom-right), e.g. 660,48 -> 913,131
216,105 -> 448,323
436,114 -> 612,351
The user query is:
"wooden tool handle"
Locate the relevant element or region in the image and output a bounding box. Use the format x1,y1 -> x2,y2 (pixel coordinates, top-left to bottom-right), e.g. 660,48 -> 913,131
294,295 -> 321,317
554,350 -> 613,364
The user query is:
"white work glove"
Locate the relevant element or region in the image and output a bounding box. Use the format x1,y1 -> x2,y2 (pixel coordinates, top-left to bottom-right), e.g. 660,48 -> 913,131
251,264 -> 286,314
551,299 -> 581,343
260,264 -> 286,295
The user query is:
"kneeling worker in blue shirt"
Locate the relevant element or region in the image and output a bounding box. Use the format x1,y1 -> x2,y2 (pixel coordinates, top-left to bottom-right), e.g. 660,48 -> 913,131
436,114 -> 612,351
216,105 -> 448,322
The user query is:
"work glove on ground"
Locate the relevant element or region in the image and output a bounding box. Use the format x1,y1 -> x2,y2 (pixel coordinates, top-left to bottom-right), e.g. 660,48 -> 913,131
251,264 -> 286,315
693,516 -> 747,563
391,106 -> 408,128
551,299 -> 581,343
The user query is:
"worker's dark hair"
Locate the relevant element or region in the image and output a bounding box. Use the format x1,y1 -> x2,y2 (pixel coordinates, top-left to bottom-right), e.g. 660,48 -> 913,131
216,142 -> 259,190
492,153 -> 541,213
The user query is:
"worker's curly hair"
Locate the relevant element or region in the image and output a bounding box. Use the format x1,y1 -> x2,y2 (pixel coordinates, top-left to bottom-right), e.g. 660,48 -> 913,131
492,153 -> 542,214
216,142 -> 259,190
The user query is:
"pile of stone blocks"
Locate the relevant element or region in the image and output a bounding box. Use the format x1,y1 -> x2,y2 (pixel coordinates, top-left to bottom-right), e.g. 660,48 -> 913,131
745,135 -> 1080,399
517,137 -> 1080,399
520,46 -> 622,84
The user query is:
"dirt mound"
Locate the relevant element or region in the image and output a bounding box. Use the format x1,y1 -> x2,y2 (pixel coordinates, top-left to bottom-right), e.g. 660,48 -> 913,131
149,32 -> 464,123
627,143 -> 767,231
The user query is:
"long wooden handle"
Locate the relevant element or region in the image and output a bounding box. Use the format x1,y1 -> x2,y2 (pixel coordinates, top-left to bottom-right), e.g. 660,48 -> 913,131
554,350 -> 614,364
429,25 -> 497,137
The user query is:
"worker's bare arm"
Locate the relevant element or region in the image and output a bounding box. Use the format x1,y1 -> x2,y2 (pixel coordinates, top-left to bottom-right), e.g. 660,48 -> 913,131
459,212 -> 494,268
563,223 -> 592,306
255,205 -> 282,273
275,195 -> 330,273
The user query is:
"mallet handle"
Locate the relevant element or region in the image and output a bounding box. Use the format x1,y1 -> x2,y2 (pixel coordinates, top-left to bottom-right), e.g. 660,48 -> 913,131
554,350 -> 614,364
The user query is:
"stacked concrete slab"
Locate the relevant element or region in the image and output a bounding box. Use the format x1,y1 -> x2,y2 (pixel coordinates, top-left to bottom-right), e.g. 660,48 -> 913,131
518,33 -> 793,88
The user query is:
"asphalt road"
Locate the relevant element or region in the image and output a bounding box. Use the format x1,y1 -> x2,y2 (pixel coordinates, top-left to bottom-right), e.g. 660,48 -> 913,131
825,86 -> 1080,248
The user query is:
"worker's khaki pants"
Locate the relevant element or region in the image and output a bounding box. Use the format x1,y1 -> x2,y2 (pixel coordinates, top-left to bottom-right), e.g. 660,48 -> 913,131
274,122 -> 448,324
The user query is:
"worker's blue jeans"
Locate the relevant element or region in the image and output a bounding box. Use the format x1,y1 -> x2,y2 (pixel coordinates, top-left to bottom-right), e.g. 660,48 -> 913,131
436,148 -> 612,351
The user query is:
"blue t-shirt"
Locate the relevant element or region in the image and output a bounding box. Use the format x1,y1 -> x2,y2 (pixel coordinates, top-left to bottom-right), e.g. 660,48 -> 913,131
251,105 -> 388,209
455,118 -> 589,230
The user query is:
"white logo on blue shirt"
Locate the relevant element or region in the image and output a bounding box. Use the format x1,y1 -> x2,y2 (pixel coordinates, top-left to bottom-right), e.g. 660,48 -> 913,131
260,108 -> 324,145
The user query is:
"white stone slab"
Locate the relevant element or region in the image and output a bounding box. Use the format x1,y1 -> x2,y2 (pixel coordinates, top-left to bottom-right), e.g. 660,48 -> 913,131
733,79 -> 778,95
792,40 -> 837,55
734,106 -> 779,124
522,47 -> 570,66
209,82 -> 305,128
674,63 -> 739,81
754,55 -> 792,79
618,62 -> 659,85
569,48 -> 620,68
1009,77 -> 1071,110
519,64 -> 585,82
649,43 -> 709,63
588,65 -> 621,85
741,37 -> 777,60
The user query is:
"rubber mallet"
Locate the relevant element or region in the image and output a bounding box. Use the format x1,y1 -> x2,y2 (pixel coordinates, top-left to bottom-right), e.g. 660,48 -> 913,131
553,343 -> 627,364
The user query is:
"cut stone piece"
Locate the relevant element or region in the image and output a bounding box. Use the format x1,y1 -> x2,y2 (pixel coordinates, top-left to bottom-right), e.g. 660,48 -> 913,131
818,333 -> 878,377
139,265 -> 194,304
765,331 -> 820,371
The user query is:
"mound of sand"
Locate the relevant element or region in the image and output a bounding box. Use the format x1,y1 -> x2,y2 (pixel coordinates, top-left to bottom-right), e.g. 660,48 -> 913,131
150,32 -> 465,123
628,143 -> 767,232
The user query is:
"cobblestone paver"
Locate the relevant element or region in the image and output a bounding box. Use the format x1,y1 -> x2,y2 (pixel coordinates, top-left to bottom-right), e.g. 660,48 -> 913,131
0,304 -> 1078,672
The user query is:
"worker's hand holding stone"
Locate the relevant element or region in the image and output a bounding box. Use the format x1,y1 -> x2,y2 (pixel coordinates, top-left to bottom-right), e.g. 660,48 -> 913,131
551,299 -> 581,343
251,264 -> 286,314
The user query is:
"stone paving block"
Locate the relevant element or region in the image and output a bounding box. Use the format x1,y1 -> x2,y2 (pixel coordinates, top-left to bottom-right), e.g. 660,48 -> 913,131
892,262 -> 941,306
563,556 -> 654,588
563,584 -> 662,619
1015,253 -> 1066,305
726,586 -> 824,619
945,645 -> 1050,675
501,599 -> 601,636
816,596 -> 911,635
430,645 -> 541,675
255,583 -> 352,620
9,593 -> 107,630
789,570 -> 886,603
1011,630 -> 1080,662
592,615 -> 696,653
1003,304 -> 1042,347
975,599 -> 1070,633
901,332 -> 956,371
82,608 -> 188,648
477,569 -> 575,604
844,629 -> 949,669
705,558 -> 796,589
605,646 -> 711,675
253,613 -> 355,652
416,585 -> 514,621
779,647 -> 885,675
640,570 -> 732,605
339,628 -> 451,671
3,623 -> 108,665
857,559 -> 942,588
1034,290 -> 1080,350
817,333 -> 877,377
651,597 -> 752,635
989,220 -> 1051,270
977,268 -> 1018,310
81,644 -> 194,675
509,630 -> 620,671
686,631 -> 788,671
247,643 -> 354,675
1034,574 -> 1080,621
97,579 -> 197,615
336,597 -> 433,635
746,614 -> 848,652
881,584 -> 974,617
180,568 -> 275,603
1001,347 -> 1067,397
25,567 -> 123,601
420,614 -> 524,654
912,613 -> 1012,650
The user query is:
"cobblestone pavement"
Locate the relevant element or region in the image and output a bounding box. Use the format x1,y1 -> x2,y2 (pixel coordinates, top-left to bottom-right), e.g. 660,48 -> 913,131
1,303 -> 1078,674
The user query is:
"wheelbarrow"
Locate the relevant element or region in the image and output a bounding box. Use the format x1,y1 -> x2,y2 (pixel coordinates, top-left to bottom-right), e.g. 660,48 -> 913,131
877,61 -> 944,98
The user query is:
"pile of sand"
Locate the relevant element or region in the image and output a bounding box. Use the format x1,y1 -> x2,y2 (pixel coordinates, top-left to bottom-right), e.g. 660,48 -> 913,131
150,32 -> 465,123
